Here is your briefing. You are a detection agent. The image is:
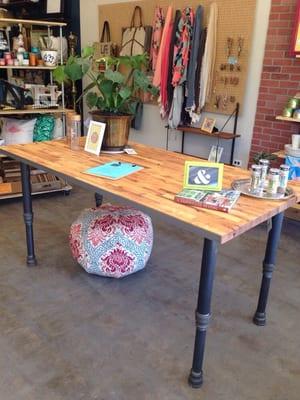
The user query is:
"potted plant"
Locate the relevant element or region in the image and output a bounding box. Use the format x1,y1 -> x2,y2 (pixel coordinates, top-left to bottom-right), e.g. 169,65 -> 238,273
253,151 -> 278,166
53,47 -> 158,152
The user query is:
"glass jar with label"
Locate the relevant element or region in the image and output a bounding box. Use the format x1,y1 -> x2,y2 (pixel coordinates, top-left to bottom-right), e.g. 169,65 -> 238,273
267,168 -> 280,195
66,111 -> 77,145
259,159 -> 269,185
278,164 -> 290,194
250,165 -> 262,192
70,114 -> 81,150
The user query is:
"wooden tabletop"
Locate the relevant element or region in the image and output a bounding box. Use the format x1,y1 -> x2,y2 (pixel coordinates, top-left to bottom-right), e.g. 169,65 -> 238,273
1,139 -> 299,244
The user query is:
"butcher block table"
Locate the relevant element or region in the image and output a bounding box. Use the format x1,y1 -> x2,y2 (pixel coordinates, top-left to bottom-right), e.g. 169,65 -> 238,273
1,139 -> 300,388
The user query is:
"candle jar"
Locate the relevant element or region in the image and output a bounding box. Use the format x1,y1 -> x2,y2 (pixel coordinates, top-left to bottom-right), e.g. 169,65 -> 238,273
29,52 -> 37,66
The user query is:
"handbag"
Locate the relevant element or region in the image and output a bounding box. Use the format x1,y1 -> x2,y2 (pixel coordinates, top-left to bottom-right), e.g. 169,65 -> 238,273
120,6 -> 152,56
131,101 -> 144,130
93,21 -> 116,71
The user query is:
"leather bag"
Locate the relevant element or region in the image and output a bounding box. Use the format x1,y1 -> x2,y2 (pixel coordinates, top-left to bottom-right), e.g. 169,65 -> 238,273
93,21 -> 115,71
120,6 -> 152,56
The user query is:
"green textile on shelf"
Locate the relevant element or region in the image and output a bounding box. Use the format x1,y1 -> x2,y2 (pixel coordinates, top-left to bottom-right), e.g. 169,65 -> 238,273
33,115 -> 55,142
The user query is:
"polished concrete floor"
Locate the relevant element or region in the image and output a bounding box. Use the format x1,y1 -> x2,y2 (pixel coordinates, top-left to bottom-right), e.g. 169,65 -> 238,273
0,186 -> 299,400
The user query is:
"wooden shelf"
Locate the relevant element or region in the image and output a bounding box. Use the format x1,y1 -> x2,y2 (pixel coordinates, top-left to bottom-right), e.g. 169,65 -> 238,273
0,107 -> 65,115
0,17 -> 67,27
276,115 -> 300,123
0,184 -> 72,200
177,125 -> 241,140
0,65 -> 57,70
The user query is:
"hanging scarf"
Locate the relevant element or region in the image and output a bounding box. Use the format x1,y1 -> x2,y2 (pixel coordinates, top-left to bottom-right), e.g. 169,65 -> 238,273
150,7 -> 165,72
198,3 -> 218,112
172,7 -> 195,87
159,18 -> 174,118
185,6 -> 204,116
194,28 -> 207,111
167,10 -> 182,114
153,6 -> 173,88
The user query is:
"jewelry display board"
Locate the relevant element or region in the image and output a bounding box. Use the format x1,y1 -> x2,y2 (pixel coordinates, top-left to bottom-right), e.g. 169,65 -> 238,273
98,0 -> 256,115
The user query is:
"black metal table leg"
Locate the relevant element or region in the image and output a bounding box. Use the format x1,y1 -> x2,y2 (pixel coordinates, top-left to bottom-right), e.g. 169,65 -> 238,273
188,238 -> 218,388
20,163 -> 37,266
94,193 -> 103,207
253,212 -> 284,326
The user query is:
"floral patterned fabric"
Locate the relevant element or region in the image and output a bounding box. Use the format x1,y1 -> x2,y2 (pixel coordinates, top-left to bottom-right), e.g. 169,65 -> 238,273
69,204 -> 153,279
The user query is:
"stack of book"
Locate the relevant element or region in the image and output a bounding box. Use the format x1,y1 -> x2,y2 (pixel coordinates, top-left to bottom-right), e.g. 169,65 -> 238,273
1,159 -> 21,183
175,189 -> 240,213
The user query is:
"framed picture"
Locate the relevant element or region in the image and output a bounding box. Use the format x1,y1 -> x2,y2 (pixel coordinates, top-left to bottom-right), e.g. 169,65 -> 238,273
208,145 -> 224,163
45,0 -> 64,15
84,120 -> 106,155
201,117 -> 216,133
183,161 -> 224,191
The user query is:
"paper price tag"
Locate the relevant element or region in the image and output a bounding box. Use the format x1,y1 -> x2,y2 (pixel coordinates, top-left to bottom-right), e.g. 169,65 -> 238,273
124,147 -> 137,155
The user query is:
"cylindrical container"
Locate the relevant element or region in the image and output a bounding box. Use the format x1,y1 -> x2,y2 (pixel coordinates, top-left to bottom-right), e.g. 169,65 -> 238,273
89,111 -> 132,152
278,165 -> 290,194
4,51 -> 11,61
0,58 -> 5,66
17,52 -> 24,65
29,52 -> 37,66
282,107 -> 293,118
23,51 -> 29,60
250,165 -> 262,192
259,159 -> 270,184
66,110 -> 77,145
70,114 -> 81,150
7,59 -> 14,66
267,168 -> 280,195
22,59 -> 29,66
287,98 -> 299,109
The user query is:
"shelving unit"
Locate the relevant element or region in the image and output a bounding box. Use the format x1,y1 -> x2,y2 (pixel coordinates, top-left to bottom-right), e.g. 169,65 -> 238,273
274,118 -> 300,221
167,103 -> 241,165
0,17 -> 71,200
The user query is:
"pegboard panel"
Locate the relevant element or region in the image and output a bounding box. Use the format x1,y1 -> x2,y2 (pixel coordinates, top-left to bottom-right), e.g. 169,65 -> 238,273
98,0 -> 256,115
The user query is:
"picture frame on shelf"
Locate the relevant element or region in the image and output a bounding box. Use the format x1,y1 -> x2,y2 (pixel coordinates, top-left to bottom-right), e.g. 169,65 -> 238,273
208,145 -> 224,163
183,161 -> 224,192
201,117 -> 216,133
84,120 -> 106,156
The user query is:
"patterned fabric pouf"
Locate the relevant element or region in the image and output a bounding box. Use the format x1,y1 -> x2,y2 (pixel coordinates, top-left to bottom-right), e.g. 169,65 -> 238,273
69,204 -> 153,278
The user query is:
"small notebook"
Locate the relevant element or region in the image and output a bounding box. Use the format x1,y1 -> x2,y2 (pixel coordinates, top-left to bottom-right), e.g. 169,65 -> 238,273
84,161 -> 143,180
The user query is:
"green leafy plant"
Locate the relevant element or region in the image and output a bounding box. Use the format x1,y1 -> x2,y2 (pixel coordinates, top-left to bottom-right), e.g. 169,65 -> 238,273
53,47 -> 158,115
253,151 -> 278,165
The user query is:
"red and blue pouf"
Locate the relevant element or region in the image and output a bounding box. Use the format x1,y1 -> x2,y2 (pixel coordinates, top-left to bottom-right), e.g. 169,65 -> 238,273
69,204 -> 153,278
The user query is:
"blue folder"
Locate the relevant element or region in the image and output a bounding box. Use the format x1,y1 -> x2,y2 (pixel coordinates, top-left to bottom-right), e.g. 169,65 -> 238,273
84,161 -> 143,180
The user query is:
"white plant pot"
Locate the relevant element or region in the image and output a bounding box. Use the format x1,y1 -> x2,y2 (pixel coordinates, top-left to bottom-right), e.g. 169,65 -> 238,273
41,50 -> 58,67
